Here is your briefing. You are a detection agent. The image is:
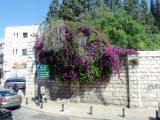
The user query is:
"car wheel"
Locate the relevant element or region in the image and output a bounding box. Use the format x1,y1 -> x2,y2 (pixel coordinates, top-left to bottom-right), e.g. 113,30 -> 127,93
6,116 -> 12,120
8,86 -> 13,89
16,105 -> 21,109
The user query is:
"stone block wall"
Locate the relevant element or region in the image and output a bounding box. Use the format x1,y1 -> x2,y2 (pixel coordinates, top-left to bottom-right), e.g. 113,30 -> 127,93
129,51 -> 160,109
25,39 -> 37,98
40,78 -> 71,100
76,69 -> 129,107
25,50 -> 160,109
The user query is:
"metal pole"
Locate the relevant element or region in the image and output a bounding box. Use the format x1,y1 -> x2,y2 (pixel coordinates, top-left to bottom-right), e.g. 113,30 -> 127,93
37,63 -> 41,106
26,98 -> 28,105
123,108 -> 125,117
38,78 -> 40,106
90,106 -> 93,115
62,104 -> 64,112
40,101 -> 43,109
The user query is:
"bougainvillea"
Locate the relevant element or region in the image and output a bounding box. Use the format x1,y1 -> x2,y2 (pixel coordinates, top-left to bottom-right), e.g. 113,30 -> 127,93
34,20 -> 139,83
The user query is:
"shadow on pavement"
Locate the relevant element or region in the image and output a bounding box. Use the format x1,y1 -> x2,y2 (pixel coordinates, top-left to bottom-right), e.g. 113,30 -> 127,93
7,106 -> 21,111
31,97 -> 38,106
148,117 -> 157,120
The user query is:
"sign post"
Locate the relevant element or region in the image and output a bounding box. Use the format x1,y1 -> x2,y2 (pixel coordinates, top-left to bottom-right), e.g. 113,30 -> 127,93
37,64 -> 49,106
40,65 -> 49,78
37,64 -> 40,106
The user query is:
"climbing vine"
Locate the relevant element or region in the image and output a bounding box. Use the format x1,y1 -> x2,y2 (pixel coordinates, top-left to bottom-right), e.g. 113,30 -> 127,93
34,20 -> 139,83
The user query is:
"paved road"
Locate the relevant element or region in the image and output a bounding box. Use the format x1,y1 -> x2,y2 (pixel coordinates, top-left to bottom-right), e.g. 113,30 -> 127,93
10,107 -> 92,120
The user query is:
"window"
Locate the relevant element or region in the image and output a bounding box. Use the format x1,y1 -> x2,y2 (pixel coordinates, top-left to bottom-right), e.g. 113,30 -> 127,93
16,49 -> 18,55
22,49 -> 27,55
17,79 -> 26,82
23,33 -> 28,38
17,33 -> 18,38
0,90 -> 17,97
0,54 -> 3,57
13,49 -> 17,55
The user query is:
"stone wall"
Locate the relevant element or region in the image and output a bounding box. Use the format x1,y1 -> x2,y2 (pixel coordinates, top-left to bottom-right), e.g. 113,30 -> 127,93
128,51 -> 160,109
25,39 -> 37,98
70,69 -> 129,107
25,51 -> 160,109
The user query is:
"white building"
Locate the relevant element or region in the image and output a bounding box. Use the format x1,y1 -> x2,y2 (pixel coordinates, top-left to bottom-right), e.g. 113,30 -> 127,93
0,39 -> 4,81
2,25 -> 39,85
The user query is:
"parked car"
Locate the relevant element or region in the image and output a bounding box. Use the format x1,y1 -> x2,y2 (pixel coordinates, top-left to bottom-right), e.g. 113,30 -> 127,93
0,89 -> 22,108
4,78 -> 26,91
0,108 -> 12,120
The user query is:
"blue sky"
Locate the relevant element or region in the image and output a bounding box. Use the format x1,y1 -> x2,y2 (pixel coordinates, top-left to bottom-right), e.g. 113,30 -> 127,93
0,0 -> 52,39
0,0 -> 150,39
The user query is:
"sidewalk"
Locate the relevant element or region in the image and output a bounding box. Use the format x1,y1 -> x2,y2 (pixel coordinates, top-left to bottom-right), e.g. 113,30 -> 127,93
21,97 -> 157,120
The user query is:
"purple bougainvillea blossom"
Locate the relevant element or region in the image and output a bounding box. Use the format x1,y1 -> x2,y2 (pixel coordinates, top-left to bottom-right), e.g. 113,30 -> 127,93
34,22 -> 139,83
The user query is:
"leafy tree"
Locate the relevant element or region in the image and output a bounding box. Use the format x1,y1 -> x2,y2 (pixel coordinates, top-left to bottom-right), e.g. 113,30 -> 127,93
124,0 -> 140,21
138,0 -> 158,34
103,0 -> 109,4
46,0 -> 59,21
87,0 -> 95,12
140,0 -> 148,25
110,0 -> 122,12
59,0 -> 75,21
45,0 -> 160,51
95,0 -> 102,7
103,0 -> 122,12
115,0 -> 122,9
145,13 -> 159,34
155,0 -> 160,29
72,0 -> 89,21
91,4 -> 110,20
89,7 -> 160,51
150,0 -> 156,17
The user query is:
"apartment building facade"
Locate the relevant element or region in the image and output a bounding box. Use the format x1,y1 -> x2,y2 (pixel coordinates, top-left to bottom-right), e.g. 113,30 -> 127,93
2,25 -> 39,85
0,39 -> 4,82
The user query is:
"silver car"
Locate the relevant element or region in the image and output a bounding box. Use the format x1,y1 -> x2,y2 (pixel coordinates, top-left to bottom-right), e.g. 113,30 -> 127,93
0,89 -> 22,108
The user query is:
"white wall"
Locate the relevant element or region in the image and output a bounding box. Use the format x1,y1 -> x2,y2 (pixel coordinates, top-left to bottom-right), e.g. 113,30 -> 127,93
2,25 -> 39,85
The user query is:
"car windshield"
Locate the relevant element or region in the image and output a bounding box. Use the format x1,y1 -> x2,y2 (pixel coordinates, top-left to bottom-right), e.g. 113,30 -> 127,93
0,90 -> 17,96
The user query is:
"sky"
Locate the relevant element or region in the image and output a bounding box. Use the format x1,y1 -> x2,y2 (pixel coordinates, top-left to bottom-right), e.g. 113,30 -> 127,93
0,0 -> 150,39
0,0 -> 52,39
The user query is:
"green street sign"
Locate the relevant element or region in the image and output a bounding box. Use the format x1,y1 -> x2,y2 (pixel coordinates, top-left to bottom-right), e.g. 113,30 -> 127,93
40,65 -> 49,78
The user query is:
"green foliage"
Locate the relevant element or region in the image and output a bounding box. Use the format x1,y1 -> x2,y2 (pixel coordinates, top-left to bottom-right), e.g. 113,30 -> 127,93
35,21 -> 138,83
59,0 -> 75,21
155,0 -> 160,29
150,0 -> 160,30
46,0 -> 59,21
140,0 -> 148,25
91,9 -> 148,50
107,0 -> 122,12
72,0 -> 88,17
95,0 -> 102,7
151,0 -> 156,17
45,0 -> 160,50
76,5 -> 160,51
124,0 -> 140,21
